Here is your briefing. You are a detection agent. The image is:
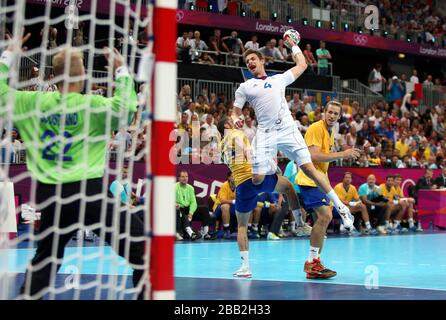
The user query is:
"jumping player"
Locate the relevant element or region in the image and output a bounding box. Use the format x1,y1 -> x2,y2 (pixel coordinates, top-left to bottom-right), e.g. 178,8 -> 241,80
219,118 -> 309,278
231,30 -> 356,236
296,101 -> 361,279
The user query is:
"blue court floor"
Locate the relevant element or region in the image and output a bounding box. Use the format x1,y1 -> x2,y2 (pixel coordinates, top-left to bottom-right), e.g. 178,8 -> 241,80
2,232 -> 446,299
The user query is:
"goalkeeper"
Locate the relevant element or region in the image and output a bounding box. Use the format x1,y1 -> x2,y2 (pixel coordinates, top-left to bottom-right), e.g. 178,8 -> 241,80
0,36 -> 146,299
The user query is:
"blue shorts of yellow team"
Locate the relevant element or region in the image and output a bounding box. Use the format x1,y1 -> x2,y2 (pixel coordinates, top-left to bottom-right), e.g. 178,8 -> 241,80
214,204 -> 236,219
298,186 -> 330,211
235,179 -> 259,213
235,175 -> 278,213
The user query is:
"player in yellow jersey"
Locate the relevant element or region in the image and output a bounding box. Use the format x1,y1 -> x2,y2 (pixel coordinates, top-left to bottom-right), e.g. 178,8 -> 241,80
393,174 -> 422,232
379,175 -> 408,234
219,118 -> 310,278
295,101 -> 361,279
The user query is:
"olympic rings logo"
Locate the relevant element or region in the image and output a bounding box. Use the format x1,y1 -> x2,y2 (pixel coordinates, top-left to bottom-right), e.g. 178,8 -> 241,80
353,34 -> 368,46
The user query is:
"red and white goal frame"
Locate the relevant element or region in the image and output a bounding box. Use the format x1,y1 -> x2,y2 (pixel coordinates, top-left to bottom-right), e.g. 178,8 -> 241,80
148,0 -> 177,300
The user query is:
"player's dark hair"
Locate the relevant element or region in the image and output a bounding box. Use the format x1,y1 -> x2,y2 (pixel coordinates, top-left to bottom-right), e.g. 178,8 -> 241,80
386,175 -> 394,180
394,174 -> 402,179
343,171 -> 352,178
243,49 -> 264,62
178,170 -> 188,177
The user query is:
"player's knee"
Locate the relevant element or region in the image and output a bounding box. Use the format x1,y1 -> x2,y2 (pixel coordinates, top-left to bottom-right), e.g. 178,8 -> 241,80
221,203 -> 230,211
318,210 -> 332,224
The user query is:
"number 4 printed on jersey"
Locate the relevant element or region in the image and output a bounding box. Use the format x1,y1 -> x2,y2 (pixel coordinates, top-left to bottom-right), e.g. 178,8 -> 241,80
264,82 -> 272,89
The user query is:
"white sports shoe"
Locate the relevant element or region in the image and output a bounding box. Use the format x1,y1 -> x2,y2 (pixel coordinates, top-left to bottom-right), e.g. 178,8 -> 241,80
267,232 -> 281,240
293,223 -> 312,237
233,266 -> 252,278
337,204 -> 354,229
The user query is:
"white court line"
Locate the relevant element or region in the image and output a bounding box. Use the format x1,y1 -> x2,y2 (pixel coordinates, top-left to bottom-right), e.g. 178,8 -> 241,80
175,274 -> 446,292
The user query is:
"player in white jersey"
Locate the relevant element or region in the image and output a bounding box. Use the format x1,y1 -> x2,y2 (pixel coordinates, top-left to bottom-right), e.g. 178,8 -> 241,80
231,30 -> 359,230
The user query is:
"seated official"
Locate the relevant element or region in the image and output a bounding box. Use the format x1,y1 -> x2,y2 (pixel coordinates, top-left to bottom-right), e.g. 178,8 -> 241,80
358,174 -> 390,235
175,170 -> 201,241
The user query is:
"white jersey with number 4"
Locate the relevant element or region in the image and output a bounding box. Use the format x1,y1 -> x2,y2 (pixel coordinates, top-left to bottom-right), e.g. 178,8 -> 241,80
233,70 -> 295,129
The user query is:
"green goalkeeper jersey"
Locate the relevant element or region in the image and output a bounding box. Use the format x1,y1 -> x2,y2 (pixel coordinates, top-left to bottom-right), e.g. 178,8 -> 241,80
0,52 -> 137,184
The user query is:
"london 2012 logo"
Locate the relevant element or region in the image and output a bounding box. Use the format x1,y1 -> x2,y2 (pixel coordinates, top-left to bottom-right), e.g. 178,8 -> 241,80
176,11 -> 185,22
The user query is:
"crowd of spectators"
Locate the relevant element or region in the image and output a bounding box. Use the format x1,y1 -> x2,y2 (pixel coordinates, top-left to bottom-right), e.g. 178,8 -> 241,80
174,74 -> 446,170
181,0 -> 446,47
176,28 -> 333,75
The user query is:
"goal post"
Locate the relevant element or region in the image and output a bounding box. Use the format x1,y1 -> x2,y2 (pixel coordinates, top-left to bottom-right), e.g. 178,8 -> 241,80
150,0 -> 177,300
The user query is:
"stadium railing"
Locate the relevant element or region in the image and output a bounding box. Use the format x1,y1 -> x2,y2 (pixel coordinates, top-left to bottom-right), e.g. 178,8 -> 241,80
178,0 -> 445,46
181,49 -> 333,75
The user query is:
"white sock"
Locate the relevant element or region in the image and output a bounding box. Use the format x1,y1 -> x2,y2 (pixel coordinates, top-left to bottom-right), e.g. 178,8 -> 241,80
308,246 -> 320,262
327,189 -> 343,209
252,224 -> 258,231
291,222 -> 296,232
203,225 -> 209,235
394,220 -> 401,227
365,221 -> 372,230
292,209 -> 304,226
385,220 -> 390,228
408,218 -> 414,228
248,223 -> 252,228
223,224 -> 230,229
185,227 -> 193,237
241,251 -> 249,268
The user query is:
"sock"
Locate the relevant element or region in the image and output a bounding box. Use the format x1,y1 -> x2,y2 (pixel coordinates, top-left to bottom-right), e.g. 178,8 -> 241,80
203,225 -> 209,236
291,222 -> 296,232
248,223 -> 252,228
408,218 -> 414,228
308,246 -> 320,262
223,224 -> 230,232
240,251 -> 249,268
252,223 -> 258,231
185,226 -> 193,237
365,221 -> 372,230
327,189 -> 343,209
385,220 -> 390,228
394,220 -> 401,227
292,209 -> 304,226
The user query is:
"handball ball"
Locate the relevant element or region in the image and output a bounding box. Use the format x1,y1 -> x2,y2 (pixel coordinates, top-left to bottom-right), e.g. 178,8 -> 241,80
283,29 -> 301,47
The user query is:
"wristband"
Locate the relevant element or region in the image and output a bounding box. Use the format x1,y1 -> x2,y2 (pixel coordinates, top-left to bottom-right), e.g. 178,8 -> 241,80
291,46 -> 302,55
0,50 -> 14,68
115,65 -> 130,78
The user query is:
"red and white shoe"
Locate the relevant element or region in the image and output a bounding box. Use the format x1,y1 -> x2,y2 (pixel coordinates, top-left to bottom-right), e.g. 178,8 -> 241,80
233,266 -> 252,278
304,258 -> 337,279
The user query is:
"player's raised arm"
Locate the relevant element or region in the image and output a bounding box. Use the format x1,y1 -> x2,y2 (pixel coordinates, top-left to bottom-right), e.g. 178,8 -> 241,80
283,30 -> 307,80
99,47 -> 138,129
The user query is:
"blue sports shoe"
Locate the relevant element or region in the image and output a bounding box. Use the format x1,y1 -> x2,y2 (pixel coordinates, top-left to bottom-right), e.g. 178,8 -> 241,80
223,230 -> 232,239
392,225 -> 408,234
348,228 -> 361,237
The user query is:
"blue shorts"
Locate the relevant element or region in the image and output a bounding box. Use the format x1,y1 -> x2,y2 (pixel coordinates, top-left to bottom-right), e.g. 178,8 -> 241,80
214,204 -> 236,219
299,186 -> 330,211
255,174 -> 278,194
236,179 -> 259,213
